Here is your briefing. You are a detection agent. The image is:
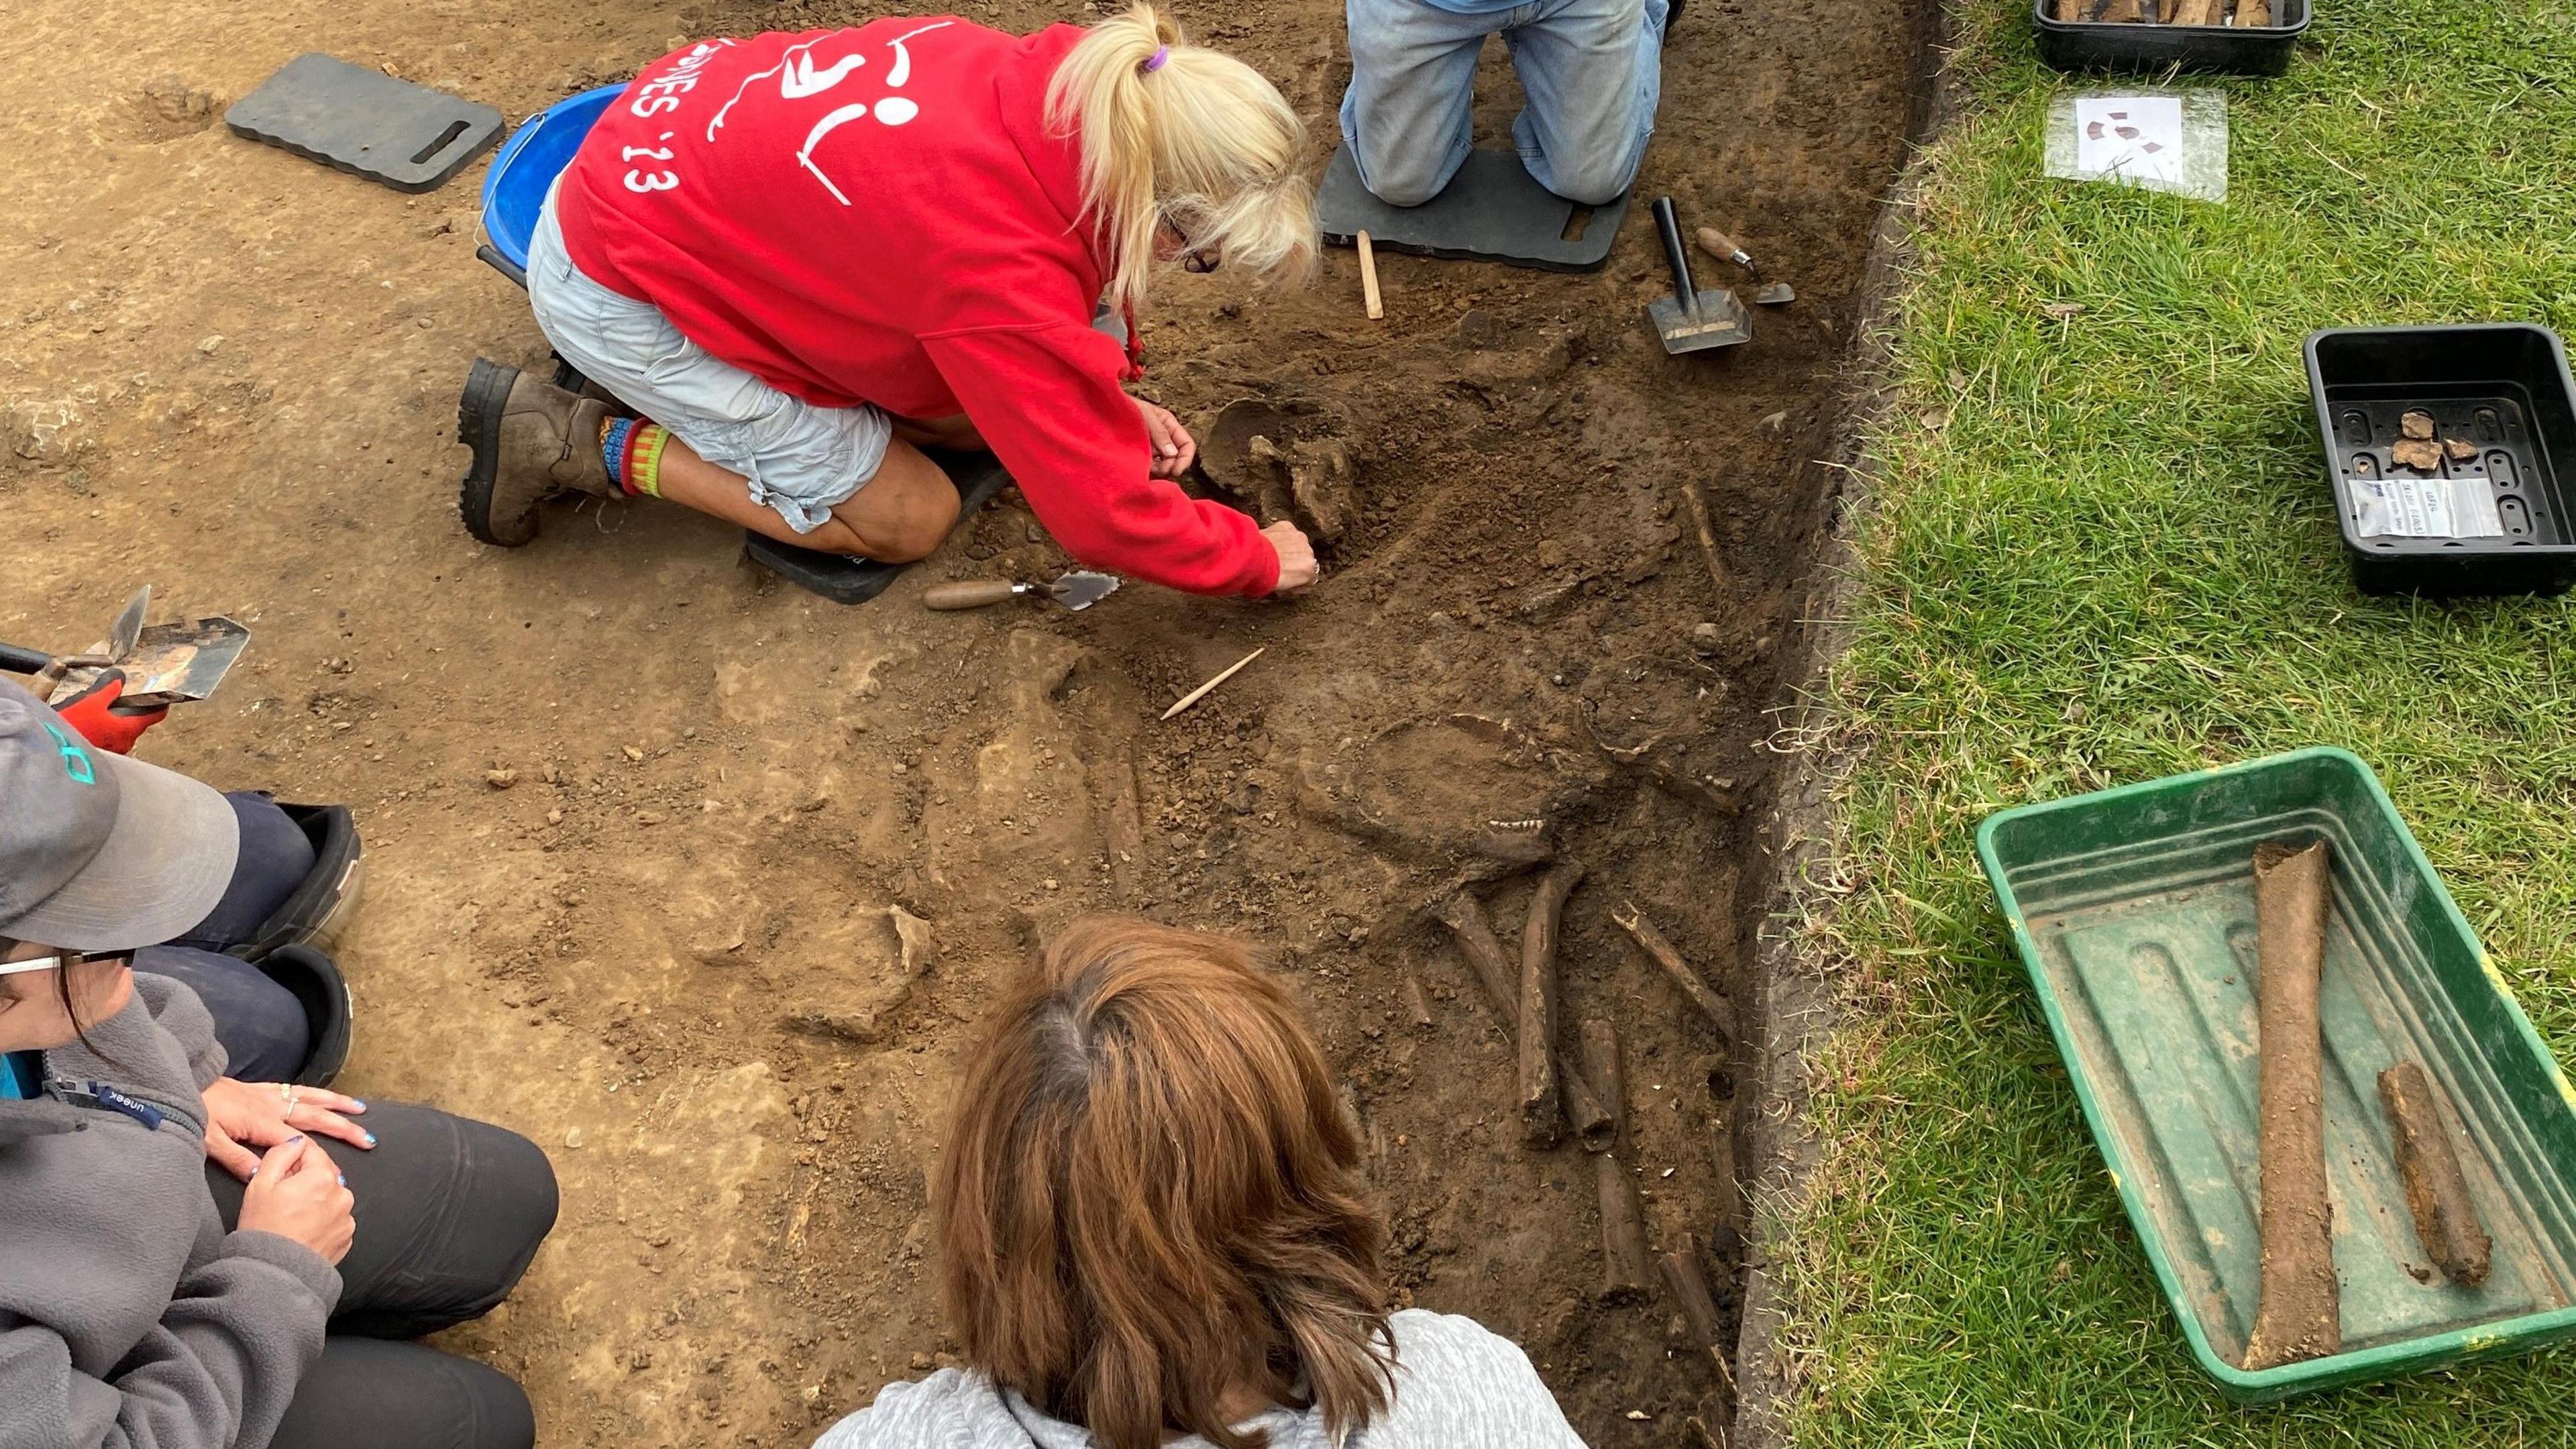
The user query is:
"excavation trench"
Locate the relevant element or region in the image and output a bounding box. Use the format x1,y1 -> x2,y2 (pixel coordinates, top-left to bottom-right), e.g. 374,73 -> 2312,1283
0,0 -> 1938,1437
678,0 -> 1943,1432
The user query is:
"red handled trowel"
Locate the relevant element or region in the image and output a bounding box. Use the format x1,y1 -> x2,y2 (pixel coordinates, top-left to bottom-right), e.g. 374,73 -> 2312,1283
0,586 -> 252,706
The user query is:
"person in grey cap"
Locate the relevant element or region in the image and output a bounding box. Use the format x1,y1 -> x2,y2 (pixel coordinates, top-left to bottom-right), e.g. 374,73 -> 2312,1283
0,679 -> 558,1449
35,659 -> 360,1087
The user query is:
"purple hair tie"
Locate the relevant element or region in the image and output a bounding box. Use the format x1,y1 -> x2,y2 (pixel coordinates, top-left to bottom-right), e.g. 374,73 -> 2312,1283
1142,44 -> 1170,72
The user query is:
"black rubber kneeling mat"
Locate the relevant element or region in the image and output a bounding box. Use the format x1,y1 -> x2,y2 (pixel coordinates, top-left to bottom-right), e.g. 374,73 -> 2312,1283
227,54 -> 502,194
1316,147 -> 1629,272
745,451 -> 1016,605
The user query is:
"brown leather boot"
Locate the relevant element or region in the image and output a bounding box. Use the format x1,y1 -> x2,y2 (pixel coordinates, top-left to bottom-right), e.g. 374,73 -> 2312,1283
456,358 -> 617,547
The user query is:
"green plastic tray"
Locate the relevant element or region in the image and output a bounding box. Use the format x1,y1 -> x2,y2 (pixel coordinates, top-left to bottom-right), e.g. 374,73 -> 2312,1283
1977,747 -> 2576,1400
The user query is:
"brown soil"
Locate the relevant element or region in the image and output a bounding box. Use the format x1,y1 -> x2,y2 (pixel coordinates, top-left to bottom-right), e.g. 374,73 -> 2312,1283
0,0 -> 1926,1440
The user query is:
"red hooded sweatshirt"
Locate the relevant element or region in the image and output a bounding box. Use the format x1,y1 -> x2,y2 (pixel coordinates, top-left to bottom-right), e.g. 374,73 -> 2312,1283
553,20 -> 1280,597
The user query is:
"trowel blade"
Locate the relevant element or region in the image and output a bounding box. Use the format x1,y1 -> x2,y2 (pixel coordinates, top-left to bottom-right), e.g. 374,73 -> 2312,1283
1754,282 -> 1796,307
1048,571 -> 1121,611
108,586 -> 150,661
54,616 -> 250,706
1648,290 -> 1753,354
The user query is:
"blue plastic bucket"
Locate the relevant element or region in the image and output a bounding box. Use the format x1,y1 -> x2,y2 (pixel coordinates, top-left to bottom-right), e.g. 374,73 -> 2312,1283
476,84 -> 626,285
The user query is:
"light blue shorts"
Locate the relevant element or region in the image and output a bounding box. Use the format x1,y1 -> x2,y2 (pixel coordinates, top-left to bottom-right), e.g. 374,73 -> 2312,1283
524,186 -> 892,534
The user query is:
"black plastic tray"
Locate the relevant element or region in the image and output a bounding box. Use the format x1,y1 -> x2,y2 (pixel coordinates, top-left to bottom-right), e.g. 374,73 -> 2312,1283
2306,324 -> 2576,596
2034,0 -> 2308,75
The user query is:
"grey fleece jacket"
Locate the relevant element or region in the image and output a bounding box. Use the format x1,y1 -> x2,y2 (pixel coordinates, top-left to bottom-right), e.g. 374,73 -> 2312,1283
812,1309 -> 1591,1449
0,975 -> 341,1449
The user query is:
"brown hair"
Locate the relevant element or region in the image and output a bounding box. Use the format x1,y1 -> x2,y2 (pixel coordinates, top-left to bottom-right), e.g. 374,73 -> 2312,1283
936,917 -> 1393,1449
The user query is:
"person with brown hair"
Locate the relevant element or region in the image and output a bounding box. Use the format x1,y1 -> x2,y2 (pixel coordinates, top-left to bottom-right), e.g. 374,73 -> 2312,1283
812,917 -> 1588,1449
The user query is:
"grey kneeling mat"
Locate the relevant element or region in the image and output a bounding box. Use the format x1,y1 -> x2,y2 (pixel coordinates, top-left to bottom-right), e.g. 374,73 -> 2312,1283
1316,147 -> 1629,273
227,54 -> 502,194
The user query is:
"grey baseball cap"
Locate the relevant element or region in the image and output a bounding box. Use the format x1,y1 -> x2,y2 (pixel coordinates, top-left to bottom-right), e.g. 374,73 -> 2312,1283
0,678 -> 237,951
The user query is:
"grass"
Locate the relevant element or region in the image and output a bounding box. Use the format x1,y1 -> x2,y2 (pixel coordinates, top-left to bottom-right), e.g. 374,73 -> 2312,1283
1784,0 -> 2576,1442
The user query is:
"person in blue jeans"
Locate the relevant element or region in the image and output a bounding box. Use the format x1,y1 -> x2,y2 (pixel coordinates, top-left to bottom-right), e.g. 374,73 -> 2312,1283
1341,0 -> 1673,207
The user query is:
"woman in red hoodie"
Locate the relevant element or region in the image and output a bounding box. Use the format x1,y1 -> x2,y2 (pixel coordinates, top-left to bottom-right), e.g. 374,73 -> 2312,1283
458,5 -> 1317,598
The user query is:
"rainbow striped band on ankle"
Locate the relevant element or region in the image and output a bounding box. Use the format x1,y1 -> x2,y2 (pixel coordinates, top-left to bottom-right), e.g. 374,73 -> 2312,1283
600,417 -> 635,486
598,418 -> 669,499
626,423 -> 668,499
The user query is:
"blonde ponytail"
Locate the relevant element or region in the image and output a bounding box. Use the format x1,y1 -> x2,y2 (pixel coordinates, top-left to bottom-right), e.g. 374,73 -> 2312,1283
1046,5 -> 1316,313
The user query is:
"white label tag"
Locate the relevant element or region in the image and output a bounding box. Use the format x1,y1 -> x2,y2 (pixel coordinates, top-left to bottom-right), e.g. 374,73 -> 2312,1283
2351,472 -> 2505,539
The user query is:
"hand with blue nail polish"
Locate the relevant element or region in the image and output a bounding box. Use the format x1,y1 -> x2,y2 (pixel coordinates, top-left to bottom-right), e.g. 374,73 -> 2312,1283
238,1136 -> 356,1265
198,1076 -> 376,1183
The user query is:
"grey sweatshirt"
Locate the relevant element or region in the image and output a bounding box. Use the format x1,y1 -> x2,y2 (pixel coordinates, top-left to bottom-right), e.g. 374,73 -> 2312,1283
0,975 -> 341,1449
812,1309 -> 1591,1449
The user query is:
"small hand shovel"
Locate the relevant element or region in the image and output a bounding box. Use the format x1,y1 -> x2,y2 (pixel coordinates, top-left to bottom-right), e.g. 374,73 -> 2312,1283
2,586 -> 254,706
1647,197 -> 1750,355
1695,227 -> 1795,306
923,570 -> 1120,612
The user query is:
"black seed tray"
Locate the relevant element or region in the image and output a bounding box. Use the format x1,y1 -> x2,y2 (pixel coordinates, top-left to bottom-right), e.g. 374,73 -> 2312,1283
2034,0 -> 2309,76
2306,324 -> 2576,597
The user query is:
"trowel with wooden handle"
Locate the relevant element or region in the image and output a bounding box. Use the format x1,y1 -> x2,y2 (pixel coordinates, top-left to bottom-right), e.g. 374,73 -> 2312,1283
1694,226 -> 1796,306
923,570 -> 1121,612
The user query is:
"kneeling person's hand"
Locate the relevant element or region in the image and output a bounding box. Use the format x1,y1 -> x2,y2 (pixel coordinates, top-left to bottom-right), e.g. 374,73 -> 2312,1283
239,1136 -> 356,1266
1263,520 -> 1318,592
47,668 -> 168,755
1133,397 -> 1197,480
203,1076 -> 373,1182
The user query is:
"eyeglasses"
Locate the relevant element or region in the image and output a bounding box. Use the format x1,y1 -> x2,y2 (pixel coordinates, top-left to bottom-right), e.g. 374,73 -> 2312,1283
1163,215 -> 1220,274
0,949 -> 129,978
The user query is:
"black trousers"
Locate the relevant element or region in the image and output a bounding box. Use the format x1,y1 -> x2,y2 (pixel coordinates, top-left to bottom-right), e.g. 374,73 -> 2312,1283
205,1104 -> 558,1449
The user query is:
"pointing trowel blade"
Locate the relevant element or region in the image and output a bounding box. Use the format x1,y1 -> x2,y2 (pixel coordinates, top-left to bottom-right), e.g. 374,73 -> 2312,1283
1049,571 -> 1121,611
